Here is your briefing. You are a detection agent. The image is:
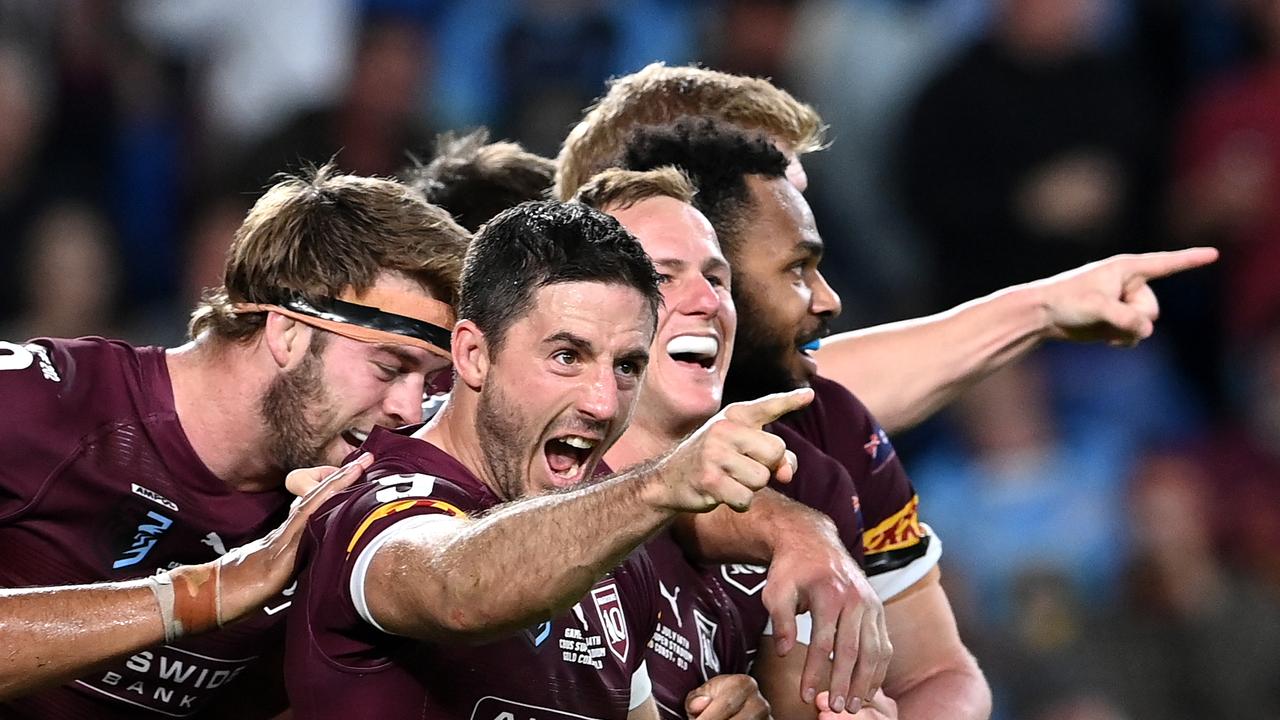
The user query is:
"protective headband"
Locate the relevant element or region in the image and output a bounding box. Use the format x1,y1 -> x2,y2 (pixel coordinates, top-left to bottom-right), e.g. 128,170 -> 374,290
232,286 -> 455,360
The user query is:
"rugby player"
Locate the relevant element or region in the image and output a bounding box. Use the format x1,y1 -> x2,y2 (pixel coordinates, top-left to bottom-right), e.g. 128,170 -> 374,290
573,160 -> 915,720
555,62 -> 1219,435
0,456 -> 366,700
403,128 -> 556,232
283,200 -> 810,719
397,129 -> 896,707
0,165 -> 470,718
613,117 -> 986,719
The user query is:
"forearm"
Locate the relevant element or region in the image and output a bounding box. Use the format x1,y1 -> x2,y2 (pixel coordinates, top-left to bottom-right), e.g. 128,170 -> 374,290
674,489 -> 836,564
815,285 -> 1049,432
371,471 -> 672,639
0,580 -> 165,699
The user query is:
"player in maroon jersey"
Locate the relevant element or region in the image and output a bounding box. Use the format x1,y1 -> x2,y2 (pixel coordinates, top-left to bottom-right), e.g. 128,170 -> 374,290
0,454 -> 368,700
284,200 -> 812,719
392,138 -> 899,717
0,166 -> 470,718
610,118 -> 977,719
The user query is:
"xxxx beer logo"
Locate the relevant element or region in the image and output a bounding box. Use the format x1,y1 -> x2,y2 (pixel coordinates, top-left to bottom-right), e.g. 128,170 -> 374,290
863,495 -> 924,554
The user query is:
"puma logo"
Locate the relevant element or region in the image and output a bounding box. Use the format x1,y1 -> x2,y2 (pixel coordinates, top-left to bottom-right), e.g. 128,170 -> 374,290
201,532 -> 227,556
659,581 -> 682,627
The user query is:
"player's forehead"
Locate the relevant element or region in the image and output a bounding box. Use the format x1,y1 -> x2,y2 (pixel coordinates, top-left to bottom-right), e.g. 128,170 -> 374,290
609,197 -> 724,269
746,175 -> 819,248
515,281 -> 654,350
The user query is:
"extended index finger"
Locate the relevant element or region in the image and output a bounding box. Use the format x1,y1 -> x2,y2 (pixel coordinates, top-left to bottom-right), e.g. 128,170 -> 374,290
1122,247 -> 1219,283
725,388 -> 815,428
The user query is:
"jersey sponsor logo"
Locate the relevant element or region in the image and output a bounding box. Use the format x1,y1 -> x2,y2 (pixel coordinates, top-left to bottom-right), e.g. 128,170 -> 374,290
863,495 -> 925,554
863,427 -> 896,471
719,564 -> 768,596
658,581 -> 682,627
131,484 -> 180,513
113,511 -> 174,569
591,582 -> 629,663
524,620 -> 553,648
470,695 -> 602,720
76,646 -> 257,716
201,532 -> 227,555
346,497 -> 466,553
692,609 -> 721,680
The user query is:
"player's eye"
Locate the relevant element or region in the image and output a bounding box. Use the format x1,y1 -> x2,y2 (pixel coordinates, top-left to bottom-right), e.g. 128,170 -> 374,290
655,273 -> 673,285
553,350 -> 579,366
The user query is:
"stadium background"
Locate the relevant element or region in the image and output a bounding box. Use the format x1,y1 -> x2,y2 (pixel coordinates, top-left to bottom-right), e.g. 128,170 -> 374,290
1,0 -> 1279,717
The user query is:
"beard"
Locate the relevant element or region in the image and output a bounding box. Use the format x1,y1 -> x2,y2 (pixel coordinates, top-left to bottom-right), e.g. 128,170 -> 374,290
724,285 -> 826,405
260,349 -> 337,470
475,379 -> 533,501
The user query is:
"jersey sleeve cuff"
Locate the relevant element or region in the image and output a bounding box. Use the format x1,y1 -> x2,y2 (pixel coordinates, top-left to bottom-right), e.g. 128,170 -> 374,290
350,514 -> 460,634
868,523 -> 942,601
629,660 -> 653,710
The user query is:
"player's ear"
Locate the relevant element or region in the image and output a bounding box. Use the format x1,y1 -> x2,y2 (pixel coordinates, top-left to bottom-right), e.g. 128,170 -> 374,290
451,320 -> 489,390
263,312 -> 314,370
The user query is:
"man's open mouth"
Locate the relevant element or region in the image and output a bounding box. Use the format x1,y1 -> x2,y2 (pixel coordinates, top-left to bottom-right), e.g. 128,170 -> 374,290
666,334 -> 719,370
543,434 -> 599,483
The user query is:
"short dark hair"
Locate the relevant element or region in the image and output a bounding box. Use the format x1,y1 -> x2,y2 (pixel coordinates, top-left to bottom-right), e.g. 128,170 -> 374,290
403,129 -> 555,232
458,200 -> 662,349
621,116 -> 787,262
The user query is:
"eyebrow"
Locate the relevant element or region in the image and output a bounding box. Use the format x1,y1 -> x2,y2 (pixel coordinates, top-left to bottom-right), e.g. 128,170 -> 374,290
373,344 -> 429,371
652,257 -> 687,272
702,256 -> 731,276
794,239 -> 825,260
543,331 -> 595,356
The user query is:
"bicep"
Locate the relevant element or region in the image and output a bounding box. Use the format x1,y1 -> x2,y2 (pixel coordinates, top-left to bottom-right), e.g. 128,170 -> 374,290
880,568 -> 976,697
358,514 -> 470,637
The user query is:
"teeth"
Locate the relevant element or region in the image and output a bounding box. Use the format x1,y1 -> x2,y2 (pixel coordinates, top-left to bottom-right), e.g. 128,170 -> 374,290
349,429 -> 369,443
666,335 -> 718,359
561,436 -> 596,450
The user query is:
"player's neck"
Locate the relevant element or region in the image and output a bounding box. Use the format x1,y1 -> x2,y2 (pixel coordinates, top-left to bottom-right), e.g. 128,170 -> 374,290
418,393 -> 504,498
166,338 -> 284,493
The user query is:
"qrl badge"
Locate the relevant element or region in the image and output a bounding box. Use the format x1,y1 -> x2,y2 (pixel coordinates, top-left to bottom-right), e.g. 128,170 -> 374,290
591,583 -> 629,663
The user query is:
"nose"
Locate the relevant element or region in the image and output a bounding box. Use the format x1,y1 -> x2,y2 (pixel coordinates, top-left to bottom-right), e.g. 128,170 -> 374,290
809,270 -> 842,319
576,363 -> 620,423
383,374 -> 426,426
678,275 -> 721,317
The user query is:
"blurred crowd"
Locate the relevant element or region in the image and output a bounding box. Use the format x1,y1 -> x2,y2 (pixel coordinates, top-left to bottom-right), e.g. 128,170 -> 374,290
2,0 -> 1279,718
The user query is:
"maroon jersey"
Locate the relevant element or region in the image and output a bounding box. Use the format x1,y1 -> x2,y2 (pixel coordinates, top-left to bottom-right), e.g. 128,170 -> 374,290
642,530 -> 750,720
715,375 -> 940,659
0,338 -> 292,719
285,425 -> 658,720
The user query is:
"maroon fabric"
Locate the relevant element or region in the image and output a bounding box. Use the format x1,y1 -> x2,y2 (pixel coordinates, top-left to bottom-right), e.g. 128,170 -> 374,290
709,375 -> 930,661
285,426 -> 657,720
642,530 -> 749,720
0,337 -> 291,719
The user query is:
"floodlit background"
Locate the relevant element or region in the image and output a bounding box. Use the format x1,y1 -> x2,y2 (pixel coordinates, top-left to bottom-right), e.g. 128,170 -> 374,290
2,1 -> 1279,717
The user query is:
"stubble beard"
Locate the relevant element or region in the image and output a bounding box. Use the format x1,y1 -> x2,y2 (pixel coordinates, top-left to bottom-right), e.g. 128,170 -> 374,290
260,351 -> 337,471
723,285 -> 806,404
475,379 -> 532,502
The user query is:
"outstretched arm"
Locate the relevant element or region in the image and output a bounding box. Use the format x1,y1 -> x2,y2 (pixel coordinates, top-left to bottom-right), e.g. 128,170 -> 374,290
0,455 -> 369,701
362,391 -> 809,640
815,248 -> 1218,432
